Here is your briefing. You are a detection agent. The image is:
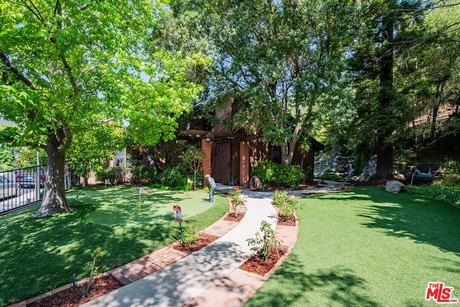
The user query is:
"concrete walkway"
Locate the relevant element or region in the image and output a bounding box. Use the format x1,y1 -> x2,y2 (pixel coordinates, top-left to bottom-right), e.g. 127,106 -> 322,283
83,192 -> 277,307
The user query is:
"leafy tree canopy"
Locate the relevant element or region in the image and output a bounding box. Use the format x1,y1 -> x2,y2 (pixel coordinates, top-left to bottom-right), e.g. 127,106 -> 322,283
0,0 -> 207,216
160,0 -> 356,165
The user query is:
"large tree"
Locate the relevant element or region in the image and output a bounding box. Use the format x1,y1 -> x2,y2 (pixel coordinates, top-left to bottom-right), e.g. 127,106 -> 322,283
0,1 -> 203,216
162,0 -> 355,165
347,0 -> 429,178
347,0 -> 460,178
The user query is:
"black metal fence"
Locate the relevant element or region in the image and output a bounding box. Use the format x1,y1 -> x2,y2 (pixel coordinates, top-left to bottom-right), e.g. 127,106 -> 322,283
0,165 -> 71,214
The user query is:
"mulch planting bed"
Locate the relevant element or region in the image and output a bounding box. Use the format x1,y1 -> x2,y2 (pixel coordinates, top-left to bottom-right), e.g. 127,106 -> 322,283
28,274 -> 122,307
224,211 -> 246,222
277,216 -> 296,226
240,246 -> 288,276
171,233 -> 220,254
298,181 -> 319,188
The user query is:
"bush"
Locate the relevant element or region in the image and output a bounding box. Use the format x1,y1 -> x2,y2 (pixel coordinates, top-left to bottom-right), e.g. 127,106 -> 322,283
279,164 -> 304,187
316,174 -> 343,181
272,191 -> 296,221
251,160 -> 278,184
251,160 -> 303,188
131,165 -> 157,185
408,184 -> 460,207
158,166 -> 188,187
96,166 -> 128,185
440,160 -> 460,187
443,159 -> 460,175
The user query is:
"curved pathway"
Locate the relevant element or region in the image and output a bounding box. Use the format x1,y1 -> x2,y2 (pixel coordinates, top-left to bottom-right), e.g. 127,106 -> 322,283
83,192 -> 277,307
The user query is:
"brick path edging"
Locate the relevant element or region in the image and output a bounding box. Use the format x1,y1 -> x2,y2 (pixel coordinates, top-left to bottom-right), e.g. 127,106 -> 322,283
9,198 -> 241,307
187,212 -> 300,306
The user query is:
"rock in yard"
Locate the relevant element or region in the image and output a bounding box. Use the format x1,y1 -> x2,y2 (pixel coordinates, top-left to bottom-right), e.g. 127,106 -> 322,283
385,180 -> 405,193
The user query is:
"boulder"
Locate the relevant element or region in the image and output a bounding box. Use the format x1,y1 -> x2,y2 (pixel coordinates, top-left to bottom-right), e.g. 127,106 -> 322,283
385,180 -> 405,193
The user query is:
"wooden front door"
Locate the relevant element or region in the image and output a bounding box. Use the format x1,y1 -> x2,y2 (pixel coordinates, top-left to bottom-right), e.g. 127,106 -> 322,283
211,142 -> 231,184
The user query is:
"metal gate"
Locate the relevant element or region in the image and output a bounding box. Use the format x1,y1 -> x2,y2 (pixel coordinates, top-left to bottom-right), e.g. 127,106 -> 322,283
0,165 -> 71,214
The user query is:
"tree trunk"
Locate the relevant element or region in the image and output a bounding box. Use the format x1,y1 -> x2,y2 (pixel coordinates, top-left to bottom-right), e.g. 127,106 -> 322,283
280,136 -> 300,166
193,171 -> 197,191
375,13 -> 394,179
280,143 -> 293,166
376,136 -> 394,179
34,130 -> 71,217
430,105 -> 438,141
431,82 -> 445,141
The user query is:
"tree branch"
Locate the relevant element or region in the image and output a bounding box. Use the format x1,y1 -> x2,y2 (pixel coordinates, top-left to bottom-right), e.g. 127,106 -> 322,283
52,0 -> 79,97
0,53 -> 35,89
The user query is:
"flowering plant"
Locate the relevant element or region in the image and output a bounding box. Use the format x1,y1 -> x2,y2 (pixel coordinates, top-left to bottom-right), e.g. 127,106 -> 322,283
230,186 -> 242,217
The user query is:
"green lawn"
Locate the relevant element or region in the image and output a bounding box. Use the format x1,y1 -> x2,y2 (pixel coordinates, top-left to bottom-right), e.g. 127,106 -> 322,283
0,186 -> 228,306
246,187 -> 460,306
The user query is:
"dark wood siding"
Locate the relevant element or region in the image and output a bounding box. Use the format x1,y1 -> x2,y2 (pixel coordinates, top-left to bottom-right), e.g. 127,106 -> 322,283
211,142 -> 231,183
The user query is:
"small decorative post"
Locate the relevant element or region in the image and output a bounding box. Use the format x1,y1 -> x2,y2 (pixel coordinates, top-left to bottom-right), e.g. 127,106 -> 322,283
138,187 -> 146,213
173,204 -> 183,242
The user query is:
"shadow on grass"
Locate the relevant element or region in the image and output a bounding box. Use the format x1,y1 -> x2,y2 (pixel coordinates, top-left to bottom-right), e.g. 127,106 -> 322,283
0,209 -> 175,306
309,187 -> 460,256
0,186 -> 222,306
247,254 -> 380,307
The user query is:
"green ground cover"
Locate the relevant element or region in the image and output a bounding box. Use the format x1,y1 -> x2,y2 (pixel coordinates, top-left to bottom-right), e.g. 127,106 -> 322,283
0,186 -> 227,306
247,187 -> 460,306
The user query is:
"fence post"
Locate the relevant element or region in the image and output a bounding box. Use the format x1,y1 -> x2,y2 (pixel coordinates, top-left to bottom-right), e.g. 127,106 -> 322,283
35,152 -> 40,201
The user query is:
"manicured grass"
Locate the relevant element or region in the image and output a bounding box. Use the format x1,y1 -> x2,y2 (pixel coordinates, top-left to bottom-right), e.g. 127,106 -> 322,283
0,186 -> 227,306
246,187 -> 460,306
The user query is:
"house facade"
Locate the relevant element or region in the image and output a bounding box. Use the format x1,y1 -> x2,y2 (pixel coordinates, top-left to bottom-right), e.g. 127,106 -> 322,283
178,108 -> 323,185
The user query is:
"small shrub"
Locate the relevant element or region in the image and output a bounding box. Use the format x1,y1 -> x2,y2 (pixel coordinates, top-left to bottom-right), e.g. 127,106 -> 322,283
159,166 -> 187,187
442,159 -> 460,175
246,221 -> 282,261
183,226 -> 199,246
436,159 -> 460,187
95,168 -> 106,182
131,165 -> 157,185
81,247 -> 105,295
272,191 -> 296,221
180,146 -> 205,190
251,161 -> 303,188
173,226 -> 199,247
316,174 -> 343,181
322,167 -> 334,174
96,167 -> 127,185
408,184 -> 460,207
251,160 -> 278,184
278,165 -> 304,187
230,186 -> 243,217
